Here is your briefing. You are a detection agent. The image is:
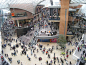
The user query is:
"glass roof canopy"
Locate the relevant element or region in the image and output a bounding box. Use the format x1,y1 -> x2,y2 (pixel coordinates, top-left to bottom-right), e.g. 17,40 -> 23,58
0,0 -> 86,9
70,0 -> 86,4
0,0 -> 44,9
0,0 -> 45,14
0,0 -> 86,14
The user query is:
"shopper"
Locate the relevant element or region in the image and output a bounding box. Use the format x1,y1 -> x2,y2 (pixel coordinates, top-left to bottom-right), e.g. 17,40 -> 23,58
2,50 -> 3,54
17,60 -> 20,64
70,61 -> 72,65
21,62 -> 23,65
70,50 -> 71,55
46,60 -> 48,65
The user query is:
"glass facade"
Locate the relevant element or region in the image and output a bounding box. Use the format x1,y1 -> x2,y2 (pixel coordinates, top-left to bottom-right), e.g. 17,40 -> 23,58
18,19 -> 33,27
0,0 -> 44,9
49,8 -> 60,20
70,0 -> 86,3
0,10 -> 6,30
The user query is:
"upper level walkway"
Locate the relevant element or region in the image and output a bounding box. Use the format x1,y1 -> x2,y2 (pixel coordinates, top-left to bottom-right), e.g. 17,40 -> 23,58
0,31 -> 2,65
0,32 -> 1,55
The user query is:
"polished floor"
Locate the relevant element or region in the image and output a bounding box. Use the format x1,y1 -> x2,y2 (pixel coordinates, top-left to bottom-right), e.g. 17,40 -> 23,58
2,33 -> 78,65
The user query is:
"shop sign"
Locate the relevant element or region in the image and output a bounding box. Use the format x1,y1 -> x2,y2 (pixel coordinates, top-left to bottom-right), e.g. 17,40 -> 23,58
11,13 -> 14,16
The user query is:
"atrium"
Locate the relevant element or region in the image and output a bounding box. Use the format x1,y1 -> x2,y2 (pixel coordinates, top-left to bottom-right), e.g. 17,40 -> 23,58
0,0 -> 86,65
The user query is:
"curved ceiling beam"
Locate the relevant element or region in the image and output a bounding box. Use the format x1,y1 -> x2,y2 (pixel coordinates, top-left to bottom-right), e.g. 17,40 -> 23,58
33,0 -> 45,14
10,7 -> 33,14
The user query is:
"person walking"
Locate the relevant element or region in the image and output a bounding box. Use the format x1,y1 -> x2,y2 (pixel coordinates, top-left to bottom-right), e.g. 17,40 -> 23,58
48,54 -> 50,58
7,54 -> 8,57
46,51 -> 48,55
72,49 -> 74,52
70,50 -> 71,55
46,60 -> 48,65
61,60 -> 64,65
66,51 -> 68,55
31,51 -> 33,55
66,60 -> 68,65
27,54 -> 28,58
56,46 -> 58,50
66,55 -> 69,58
54,61 -> 56,65
50,60 -> 52,64
83,50 -> 85,55
21,62 -> 23,65
78,46 -> 80,52
70,61 -> 72,65
79,46 -> 81,50
58,58 -> 59,63
28,57 -> 31,61
43,49 -> 45,54
2,50 -> 3,54
16,39 -> 17,43
50,49 -> 52,53
57,57 -> 59,63
37,49 -> 38,53
17,60 -> 20,64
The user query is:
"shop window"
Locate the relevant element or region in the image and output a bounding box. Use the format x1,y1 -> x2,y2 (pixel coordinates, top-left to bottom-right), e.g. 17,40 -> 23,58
12,12 -> 27,17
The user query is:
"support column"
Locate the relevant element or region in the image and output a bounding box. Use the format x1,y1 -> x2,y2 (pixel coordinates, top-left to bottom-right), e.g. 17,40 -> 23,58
50,8 -> 53,19
59,0 -> 69,35
57,8 -> 58,16
17,20 -> 19,27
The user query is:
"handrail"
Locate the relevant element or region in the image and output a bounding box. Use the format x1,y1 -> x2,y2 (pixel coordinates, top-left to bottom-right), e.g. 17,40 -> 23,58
0,31 -> 11,65
2,55 -> 11,65
73,34 -> 85,65
36,34 -> 59,39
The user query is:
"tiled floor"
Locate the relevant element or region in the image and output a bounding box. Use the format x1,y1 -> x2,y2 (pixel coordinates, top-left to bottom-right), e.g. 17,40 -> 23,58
2,34 -> 77,65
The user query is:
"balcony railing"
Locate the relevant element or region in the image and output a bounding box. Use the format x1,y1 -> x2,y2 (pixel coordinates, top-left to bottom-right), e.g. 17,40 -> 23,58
49,16 -> 60,20
69,13 -> 85,17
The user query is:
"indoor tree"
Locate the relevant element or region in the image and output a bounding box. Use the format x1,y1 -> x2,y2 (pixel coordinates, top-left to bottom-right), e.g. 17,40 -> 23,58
57,34 -> 67,50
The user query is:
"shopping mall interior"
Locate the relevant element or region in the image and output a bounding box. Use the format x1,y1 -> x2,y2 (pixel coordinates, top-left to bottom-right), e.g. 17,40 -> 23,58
0,0 -> 86,65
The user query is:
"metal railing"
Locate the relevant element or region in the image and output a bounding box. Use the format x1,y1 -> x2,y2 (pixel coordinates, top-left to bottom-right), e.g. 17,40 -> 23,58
49,17 -> 60,20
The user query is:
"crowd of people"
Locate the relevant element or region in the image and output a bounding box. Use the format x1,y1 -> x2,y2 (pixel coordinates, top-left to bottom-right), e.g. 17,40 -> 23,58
1,17 -> 83,65
1,30 -> 81,65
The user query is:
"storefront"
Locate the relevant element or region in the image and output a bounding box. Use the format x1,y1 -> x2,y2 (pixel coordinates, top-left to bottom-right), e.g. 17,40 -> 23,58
14,19 -> 33,27
38,38 -> 57,43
